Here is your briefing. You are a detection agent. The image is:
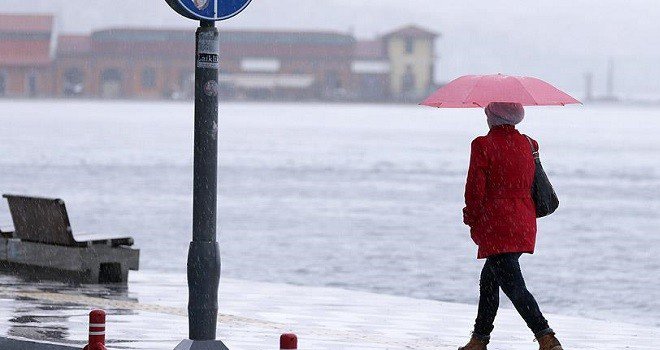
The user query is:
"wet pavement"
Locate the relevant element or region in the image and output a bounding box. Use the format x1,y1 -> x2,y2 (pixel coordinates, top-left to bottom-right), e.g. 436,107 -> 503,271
0,271 -> 658,349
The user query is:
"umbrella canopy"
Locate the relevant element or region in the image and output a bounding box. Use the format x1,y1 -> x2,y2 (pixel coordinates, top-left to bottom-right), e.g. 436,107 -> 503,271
420,74 -> 581,108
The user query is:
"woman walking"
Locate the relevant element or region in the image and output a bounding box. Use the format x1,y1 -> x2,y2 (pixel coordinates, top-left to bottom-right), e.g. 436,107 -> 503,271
459,102 -> 563,350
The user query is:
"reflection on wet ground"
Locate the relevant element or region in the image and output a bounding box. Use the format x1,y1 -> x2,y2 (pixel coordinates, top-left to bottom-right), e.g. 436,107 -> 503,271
1,271 -> 659,349
0,274 -> 137,347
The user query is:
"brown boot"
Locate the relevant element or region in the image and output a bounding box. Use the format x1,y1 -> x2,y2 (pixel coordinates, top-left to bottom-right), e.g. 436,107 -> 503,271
537,333 -> 563,350
458,336 -> 488,350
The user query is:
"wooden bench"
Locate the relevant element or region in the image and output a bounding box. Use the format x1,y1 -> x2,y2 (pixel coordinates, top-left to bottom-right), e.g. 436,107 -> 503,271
0,194 -> 140,284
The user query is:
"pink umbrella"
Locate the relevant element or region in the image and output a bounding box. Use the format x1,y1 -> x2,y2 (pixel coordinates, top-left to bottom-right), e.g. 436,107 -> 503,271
420,74 -> 581,108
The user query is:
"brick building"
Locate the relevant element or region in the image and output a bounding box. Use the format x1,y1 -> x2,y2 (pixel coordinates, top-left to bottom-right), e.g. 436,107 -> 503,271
1,14 -> 439,102
0,14 -> 54,97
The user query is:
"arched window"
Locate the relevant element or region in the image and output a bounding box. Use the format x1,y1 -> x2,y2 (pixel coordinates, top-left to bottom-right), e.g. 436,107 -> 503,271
101,68 -> 122,98
63,68 -> 85,96
101,68 -> 122,82
141,67 -> 156,88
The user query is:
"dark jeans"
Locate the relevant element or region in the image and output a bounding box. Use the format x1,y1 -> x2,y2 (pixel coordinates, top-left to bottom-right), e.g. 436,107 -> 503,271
473,253 -> 553,339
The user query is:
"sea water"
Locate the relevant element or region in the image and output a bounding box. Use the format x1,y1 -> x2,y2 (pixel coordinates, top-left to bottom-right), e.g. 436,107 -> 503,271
0,100 -> 657,326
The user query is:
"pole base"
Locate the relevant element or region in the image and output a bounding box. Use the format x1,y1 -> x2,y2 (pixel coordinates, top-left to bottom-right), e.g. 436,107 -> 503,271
174,339 -> 229,350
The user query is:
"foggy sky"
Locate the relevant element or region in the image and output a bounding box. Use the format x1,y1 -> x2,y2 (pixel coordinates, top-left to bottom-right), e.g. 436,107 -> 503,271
2,0 -> 659,99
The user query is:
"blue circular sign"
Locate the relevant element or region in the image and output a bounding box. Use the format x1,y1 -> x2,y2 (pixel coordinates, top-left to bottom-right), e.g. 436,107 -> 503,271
166,0 -> 252,21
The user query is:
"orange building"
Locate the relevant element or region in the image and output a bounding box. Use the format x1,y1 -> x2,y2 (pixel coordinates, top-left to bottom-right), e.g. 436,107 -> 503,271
54,35 -> 91,97
1,13 -> 438,102
0,14 -> 54,97
54,28 -> 357,101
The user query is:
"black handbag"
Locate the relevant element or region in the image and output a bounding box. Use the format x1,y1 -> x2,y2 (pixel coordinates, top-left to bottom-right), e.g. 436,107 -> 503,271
525,136 -> 559,218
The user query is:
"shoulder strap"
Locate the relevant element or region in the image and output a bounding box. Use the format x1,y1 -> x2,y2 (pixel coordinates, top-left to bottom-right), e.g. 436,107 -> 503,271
524,135 -> 540,159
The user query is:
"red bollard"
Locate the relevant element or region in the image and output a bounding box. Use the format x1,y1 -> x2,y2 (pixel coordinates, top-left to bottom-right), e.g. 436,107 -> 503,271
83,309 -> 107,350
280,333 -> 297,350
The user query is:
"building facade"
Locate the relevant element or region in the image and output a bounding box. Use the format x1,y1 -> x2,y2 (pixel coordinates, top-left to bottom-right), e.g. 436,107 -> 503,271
384,27 -> 437,100
1,14 -> 438,102
0,15 -> 54,98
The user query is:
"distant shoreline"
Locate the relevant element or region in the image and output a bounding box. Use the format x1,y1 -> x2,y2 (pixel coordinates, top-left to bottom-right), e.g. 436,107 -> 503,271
2,97 -> 660,108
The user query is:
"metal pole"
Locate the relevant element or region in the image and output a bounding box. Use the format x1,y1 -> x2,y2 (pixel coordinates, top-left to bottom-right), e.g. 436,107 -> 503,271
188,19 -> 222,341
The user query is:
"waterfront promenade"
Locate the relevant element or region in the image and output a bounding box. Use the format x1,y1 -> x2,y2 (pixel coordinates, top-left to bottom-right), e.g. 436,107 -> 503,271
0,272 -> 657,349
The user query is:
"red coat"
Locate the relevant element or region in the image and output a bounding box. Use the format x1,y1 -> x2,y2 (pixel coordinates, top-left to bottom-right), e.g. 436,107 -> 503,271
463,124 -> 538,259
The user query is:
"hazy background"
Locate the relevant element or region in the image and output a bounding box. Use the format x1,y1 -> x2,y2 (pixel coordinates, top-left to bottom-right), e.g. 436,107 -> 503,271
1,0 -> 659,100
1,0 -> 659,331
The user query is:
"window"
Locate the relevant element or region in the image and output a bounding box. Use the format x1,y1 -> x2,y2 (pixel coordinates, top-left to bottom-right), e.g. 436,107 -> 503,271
177,70 -> 194,99
63,68 -> 85,96
405,37 -> 415,54
102,68 -> 122,82
0,71 -> 6,96
325,70 -> 342,90
179,70 -> 194,89
141,67 -> 156,88
241,58 -> 281,72
402,65 -> 416,93
27,73 -> 37,97
101,68 -> 123,98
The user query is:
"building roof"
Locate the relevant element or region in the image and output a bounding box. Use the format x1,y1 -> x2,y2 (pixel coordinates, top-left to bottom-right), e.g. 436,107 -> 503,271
91,28 -> 355,46
91,28 -> 193,43
0,14 -> 53,33
0,14 -> 53,66
354,40 -> 386,60
382,25 -> 439,39
57,35 -> 91,55
87,28 -> 356,59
